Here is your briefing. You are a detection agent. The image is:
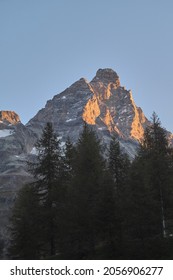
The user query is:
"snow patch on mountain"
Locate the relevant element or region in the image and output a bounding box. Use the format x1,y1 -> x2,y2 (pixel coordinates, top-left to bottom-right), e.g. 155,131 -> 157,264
30,147 -> 38,155
0,129 -> 14,138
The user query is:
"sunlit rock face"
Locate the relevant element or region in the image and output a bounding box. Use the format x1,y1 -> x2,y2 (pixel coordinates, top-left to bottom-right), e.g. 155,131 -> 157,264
82,69 -> 149,143
0,111 -> 20,126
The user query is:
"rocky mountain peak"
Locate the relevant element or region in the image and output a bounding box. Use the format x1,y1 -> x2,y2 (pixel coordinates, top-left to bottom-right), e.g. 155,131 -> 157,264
91,68 -> 120,87
69,77 -> 89,89
0,111 -> 20,125
27,69 -> 150,147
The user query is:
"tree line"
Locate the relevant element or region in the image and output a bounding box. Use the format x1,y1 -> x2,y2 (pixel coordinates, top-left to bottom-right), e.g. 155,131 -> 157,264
8,113 -> 173,259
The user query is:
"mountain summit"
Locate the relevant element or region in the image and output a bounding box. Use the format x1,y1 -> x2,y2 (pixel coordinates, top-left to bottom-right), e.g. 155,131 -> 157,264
27,68 -> 149,156
91,68 -> 120,86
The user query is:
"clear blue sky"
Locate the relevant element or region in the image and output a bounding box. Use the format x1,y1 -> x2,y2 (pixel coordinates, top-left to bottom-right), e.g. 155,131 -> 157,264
1,0 -> 173,131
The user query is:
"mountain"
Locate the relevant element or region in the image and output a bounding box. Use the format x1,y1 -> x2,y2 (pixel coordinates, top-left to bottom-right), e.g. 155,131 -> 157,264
0,68 -> 172,255
26,68 -> 150,157
0,111 -> 36,251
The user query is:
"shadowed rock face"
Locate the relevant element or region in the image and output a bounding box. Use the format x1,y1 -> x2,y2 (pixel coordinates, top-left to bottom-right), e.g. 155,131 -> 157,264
0,68 -> 172,255
0,112 -> 36,253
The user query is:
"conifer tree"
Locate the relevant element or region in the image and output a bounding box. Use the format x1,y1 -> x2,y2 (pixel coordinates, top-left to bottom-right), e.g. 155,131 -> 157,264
98,170 -> 120,258
69,123 -> 105,258
9,185 -> 41,259
128,113 -> 173,243
9,123 -> 69,259
31,122 -> 62,197
107,136 -> 130,254
63,137 -> 76,185
140,113 -> 171,237
55,137 -> 76,258
108,136 -> 130,188
28,122 -> 63,257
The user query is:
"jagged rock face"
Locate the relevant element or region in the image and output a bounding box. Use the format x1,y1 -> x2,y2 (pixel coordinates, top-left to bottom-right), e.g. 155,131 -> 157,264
91,68 -> 120,87
27,68 -> 149,156
26,78 -> 94,143
84,69 -> 149,142
0,111 -> 20,126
